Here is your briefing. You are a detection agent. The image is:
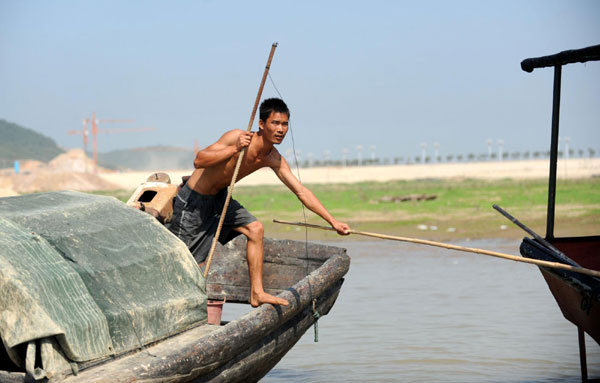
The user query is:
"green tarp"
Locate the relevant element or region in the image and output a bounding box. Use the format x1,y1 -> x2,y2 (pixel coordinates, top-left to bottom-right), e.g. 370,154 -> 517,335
0,191 -> 207,379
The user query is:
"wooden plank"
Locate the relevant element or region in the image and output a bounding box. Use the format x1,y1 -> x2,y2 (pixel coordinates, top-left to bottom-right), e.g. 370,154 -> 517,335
206,237 -> 347,302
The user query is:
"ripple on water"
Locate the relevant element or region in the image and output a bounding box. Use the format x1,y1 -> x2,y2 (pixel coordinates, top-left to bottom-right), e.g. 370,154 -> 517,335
248,239 -> 600,382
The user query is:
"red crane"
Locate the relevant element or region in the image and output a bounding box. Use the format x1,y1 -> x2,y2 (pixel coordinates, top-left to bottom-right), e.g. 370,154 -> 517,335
68,112 -> 156,172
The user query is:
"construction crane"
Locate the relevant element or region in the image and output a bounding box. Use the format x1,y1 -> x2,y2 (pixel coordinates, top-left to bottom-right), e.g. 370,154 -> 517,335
68,112 -> 156,172
67,119 -> 92,152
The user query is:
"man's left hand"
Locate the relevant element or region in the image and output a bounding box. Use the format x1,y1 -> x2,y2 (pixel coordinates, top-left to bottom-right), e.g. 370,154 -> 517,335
332,220 -> 351,236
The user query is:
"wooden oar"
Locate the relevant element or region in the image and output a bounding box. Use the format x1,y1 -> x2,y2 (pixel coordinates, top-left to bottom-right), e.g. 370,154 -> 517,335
492,204 -> 579,267
203,43 -> 278,278
272,219 -> 600,278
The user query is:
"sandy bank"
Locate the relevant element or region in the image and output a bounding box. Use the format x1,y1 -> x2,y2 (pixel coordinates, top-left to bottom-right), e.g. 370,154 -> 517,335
99,158 -> 600,191
0,149 -> 119,196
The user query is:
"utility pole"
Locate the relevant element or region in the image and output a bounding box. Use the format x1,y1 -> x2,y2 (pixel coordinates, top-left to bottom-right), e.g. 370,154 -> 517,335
498,139 -> 504,161
323,150 -> 331,166
342,148 -> 348,167
295,149 -> 303,167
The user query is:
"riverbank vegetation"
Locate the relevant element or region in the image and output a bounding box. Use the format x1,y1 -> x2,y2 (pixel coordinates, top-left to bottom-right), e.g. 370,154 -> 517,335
99,177 -> 599,241
236,178 -> 599,241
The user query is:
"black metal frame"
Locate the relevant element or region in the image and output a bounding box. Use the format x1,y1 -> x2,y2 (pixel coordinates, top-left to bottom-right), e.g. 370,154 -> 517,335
521,43 -> 600,383
520,45 -> 600,239
546,65 -> 561,239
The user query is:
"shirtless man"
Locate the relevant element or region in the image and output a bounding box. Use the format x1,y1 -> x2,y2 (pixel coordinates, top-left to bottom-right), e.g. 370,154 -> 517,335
169,98 -> 350,307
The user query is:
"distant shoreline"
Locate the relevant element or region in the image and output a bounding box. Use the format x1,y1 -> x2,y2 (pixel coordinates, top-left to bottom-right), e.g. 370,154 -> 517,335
99,158 -> 600,191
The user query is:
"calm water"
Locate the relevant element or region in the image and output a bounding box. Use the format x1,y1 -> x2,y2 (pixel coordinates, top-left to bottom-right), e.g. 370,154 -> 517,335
225,239 -> 600,382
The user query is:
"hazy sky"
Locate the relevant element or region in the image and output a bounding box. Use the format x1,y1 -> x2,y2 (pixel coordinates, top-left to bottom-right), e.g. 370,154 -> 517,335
1,0 -> 599,162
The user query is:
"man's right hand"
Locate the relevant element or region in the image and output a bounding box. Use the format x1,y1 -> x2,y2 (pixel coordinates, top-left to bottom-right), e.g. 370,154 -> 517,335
236,131 -> 254,152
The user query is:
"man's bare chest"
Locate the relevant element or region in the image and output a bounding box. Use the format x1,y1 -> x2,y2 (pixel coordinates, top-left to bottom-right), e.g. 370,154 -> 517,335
222,152 -> 270,180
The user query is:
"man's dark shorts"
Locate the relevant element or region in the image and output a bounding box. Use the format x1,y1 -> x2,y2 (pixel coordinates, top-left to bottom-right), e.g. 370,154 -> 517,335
168,183 -> 257,263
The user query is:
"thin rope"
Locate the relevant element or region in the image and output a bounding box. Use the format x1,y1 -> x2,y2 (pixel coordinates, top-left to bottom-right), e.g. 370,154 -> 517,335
268,72 -> 320,341
268,73 -> 309,231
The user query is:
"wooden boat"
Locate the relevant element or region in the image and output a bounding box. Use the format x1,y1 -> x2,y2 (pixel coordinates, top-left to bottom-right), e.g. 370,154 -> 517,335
0,191 -> 350,383
518,44 -> 600,382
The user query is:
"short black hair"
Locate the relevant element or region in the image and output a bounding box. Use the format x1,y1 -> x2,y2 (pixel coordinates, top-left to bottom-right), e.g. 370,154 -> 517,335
259,98 -> 290,122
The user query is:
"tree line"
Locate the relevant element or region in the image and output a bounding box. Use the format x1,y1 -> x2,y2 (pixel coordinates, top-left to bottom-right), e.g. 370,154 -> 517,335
287,148 -> 599,168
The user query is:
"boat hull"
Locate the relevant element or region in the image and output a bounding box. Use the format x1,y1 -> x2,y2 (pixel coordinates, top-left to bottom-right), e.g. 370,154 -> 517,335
0,238 -> 350,383
520,236 -> 600,345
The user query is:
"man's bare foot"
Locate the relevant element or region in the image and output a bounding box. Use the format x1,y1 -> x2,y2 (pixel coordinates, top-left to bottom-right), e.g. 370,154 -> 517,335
250,291 -> 289,307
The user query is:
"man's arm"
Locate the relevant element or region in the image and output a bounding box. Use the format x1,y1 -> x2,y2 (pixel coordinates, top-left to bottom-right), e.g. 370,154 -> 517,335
272,153 -> 350,235
193,130 -> 253,169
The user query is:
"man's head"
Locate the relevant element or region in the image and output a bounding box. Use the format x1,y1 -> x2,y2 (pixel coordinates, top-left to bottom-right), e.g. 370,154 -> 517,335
258,98 -> 289,145
259,98 -> 290,123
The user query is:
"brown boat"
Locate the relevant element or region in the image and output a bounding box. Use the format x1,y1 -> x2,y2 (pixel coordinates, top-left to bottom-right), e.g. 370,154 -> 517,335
517,44 -> 600,382
0,190 -> 350,382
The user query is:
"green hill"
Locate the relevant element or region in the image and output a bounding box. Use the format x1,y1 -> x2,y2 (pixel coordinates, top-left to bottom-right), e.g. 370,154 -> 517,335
0,119 -> 193,171
0,119 -> 64,163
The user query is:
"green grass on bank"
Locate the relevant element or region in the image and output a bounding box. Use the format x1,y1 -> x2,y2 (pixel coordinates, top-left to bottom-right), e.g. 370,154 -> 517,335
234,178 -> 600,241
97,178 -> 600,241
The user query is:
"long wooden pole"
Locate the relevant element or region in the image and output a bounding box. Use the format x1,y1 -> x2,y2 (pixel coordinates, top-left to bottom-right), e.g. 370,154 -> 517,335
273,219 -> 600,278
203,43 -> 278,278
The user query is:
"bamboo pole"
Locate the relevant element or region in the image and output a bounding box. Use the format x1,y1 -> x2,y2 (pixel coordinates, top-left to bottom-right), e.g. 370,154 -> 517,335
203,43 -> 278,278
273,219 -> 600,278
